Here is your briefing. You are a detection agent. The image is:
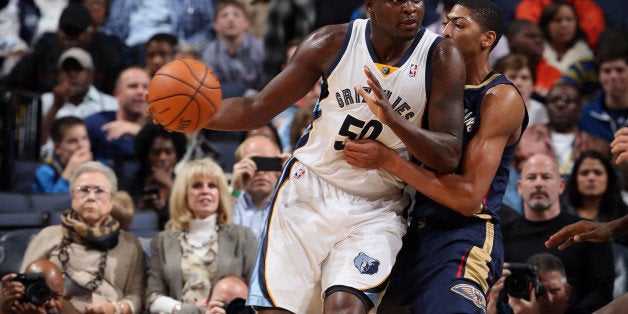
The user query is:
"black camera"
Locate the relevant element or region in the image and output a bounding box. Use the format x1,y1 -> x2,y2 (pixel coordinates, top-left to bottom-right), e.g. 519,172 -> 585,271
222,297 -> 254,314
143,184 -> 159,197
251,156 -> 283,171
504,263 -> 546,300
12,273 -> 52,307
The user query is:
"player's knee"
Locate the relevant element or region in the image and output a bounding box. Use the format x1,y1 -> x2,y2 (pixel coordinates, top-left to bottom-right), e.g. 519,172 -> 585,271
324,285 -> 371,314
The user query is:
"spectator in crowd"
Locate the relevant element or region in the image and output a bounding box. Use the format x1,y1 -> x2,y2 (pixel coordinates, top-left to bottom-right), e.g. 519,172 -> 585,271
230,135 -> 282,241
523,83 -> 609,178
261,0 -> 362,85
4,2 -> 128,95
80,0 -> 109,31
84,66 -> 150,174
0,259 -> 68,314
21,161 -> 146,313
102,0 -> 215,65
535,1 -> 593,97
577,30 -> 628,145
565,150 -> 628,297
488,253 -> 588,314
502,153 -> 614,312
0,0 -> 29,77
33,116 -> 92,194
565,150 -> 628,230
501,117 -> 556,215
205,275 -> 250,314
40,47 -> 118,150
505,19 -> 545,72
515,0 -> 606,49
145,158 -> 257,314
144,33 -> 178,77
202,0 -> 264,93
27,0 -> 68,46
494,53 -> 548,126
125,122 -> 187,228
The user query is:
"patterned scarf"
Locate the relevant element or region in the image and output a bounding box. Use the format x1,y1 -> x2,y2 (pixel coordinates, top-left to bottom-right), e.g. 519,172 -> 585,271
60,209 -> 120,251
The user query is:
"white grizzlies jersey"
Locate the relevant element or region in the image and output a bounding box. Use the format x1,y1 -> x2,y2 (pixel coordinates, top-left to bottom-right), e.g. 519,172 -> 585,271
293,19 -> 442,199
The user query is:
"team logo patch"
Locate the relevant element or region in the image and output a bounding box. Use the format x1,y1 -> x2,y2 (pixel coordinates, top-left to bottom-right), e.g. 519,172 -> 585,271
353,252 -> 380,275
381,67 -> 390,75
451,284 -> 487,312
293,168 -> 306,179
409,64 -> 418,77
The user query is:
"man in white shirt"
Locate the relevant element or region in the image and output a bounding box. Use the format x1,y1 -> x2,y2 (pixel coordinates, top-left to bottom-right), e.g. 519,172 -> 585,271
40,47 -> 117,158
230,135 -> 282,241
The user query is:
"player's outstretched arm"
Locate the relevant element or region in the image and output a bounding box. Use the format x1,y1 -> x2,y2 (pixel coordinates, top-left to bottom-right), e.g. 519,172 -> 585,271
347,84 -> 525,216
204,24 -> 347,131
545,215 -> 628,249
356,39 -> 465,173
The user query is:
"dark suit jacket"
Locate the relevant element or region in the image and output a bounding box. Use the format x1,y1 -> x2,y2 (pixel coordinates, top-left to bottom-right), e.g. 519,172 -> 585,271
145,224 -> 258,309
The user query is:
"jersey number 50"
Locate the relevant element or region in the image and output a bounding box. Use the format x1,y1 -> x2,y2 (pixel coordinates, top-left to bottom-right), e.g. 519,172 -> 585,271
334,114 -> 383,150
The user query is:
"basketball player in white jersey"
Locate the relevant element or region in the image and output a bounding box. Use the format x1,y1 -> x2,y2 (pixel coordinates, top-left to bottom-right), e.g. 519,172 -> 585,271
160,1 -> 466,313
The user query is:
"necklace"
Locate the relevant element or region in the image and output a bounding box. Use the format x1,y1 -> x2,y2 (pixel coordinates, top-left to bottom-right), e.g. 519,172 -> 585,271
58,237 -> 108,291
183,226 -> 218,249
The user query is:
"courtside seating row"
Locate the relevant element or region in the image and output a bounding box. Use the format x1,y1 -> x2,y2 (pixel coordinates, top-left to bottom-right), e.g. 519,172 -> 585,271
0,192 -> 159,233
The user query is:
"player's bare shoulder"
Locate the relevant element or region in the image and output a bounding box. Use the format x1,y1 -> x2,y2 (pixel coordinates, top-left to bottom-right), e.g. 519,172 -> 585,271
486,83 -> 524,106
484,82 -> 526,143
297,23 -> 351,73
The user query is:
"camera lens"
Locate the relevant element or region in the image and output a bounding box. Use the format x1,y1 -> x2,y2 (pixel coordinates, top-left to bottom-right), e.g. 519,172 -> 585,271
24,281 -> 52,307
504,271 -> 532,299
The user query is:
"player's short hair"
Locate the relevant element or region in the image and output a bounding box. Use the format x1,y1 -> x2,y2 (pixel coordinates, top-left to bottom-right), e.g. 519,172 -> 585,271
456,0 -> 503,51
50,116 -> 86,144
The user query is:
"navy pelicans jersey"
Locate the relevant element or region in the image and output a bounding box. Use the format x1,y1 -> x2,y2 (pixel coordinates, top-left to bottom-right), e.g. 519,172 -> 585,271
412,72 -> 528,220
293,19 -> 443,199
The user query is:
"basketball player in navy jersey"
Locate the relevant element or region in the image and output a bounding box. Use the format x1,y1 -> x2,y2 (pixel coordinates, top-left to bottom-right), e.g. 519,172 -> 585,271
158,1 -> 467,313
344,0 -> 528,313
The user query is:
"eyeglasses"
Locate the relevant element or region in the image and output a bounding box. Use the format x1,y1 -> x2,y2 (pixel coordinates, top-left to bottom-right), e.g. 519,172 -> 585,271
546,94 -> 579,104
390,0 -> 423,6
73,186 -> 111,199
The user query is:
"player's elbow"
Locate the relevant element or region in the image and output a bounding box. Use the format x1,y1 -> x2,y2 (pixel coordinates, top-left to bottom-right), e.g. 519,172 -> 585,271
434,150 -> 462,174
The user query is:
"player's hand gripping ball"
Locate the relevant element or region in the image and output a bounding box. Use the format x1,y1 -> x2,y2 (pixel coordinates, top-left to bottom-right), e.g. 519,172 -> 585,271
146,59 -> 221,132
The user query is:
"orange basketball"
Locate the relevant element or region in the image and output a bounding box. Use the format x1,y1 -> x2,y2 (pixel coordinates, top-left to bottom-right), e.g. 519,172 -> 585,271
146,59 -> 221,132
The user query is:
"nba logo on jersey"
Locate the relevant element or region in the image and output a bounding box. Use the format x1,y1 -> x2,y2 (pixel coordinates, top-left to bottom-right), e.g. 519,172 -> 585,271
409,64 -> 418,77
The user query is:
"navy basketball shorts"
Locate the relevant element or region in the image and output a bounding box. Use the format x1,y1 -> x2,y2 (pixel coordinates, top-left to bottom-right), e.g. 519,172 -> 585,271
377,215 -> 503,314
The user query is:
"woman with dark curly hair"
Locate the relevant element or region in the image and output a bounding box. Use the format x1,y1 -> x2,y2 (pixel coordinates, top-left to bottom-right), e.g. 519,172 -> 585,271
566,150 -> 628,245
127,122 -> 187,228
